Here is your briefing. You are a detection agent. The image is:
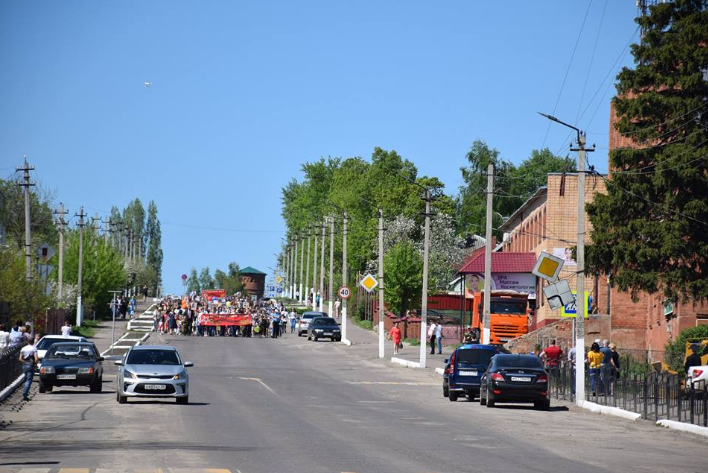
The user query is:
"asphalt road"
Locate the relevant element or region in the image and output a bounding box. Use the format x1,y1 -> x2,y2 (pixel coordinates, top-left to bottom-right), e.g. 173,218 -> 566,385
0,328 -> 706,473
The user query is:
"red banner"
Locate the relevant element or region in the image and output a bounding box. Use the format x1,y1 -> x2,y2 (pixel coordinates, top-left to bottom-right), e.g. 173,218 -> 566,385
199,314 -> 252,326
202,289 -> 227,301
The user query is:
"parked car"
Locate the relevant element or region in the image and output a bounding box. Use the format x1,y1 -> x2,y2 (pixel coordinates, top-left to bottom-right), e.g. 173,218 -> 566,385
115,345 -> 193,404
443,344 -> 509,401
307,317 -> 341,342
479,354 -> 550,410
38,342 -> 103,393
36,335 -> 87,362
297,311 -> 328,337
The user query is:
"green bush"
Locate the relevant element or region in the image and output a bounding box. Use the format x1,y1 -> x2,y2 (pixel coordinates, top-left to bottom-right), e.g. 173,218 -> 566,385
665,325 -> 708,373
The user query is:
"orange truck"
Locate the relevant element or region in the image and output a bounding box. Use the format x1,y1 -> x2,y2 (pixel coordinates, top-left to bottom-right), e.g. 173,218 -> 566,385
471,290 -> 531,344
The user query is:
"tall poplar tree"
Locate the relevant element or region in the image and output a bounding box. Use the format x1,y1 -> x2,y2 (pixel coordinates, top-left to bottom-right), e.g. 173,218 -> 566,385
587,0 -> 708,301
145,201 -> 163,294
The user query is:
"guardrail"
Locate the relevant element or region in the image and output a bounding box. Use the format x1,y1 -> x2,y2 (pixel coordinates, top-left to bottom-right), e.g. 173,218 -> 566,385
548,362 -> 708,427
0,345 -> 25,393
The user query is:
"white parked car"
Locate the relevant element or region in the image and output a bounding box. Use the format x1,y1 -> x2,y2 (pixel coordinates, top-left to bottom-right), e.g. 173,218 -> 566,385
36,335 -> 87,361
686,365 -> 708,387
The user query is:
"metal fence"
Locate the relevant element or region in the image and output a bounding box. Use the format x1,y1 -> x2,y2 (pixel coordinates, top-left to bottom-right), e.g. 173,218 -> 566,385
0,345 -> 25,393
548,362 -> 708,427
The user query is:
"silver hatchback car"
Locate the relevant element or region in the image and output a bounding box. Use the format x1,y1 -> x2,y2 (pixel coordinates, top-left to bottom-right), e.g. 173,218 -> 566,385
115,345 -> 193,404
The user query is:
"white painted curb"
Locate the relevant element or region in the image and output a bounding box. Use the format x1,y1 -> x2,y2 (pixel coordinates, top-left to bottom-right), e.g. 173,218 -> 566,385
0,375 -> 25,402
435,368 -> 445,376
656,419 -> 708,437
341,339 -> 352,346
391,357 -> 421,369
579,401 -> 642,421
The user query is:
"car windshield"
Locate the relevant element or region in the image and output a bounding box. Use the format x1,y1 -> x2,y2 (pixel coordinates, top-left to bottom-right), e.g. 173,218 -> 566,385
490,299 -> 527,314
46,344 -> 95,359
37,338 -> 67,350
127,349 -> 180,365
315,318 -> 337,325
457,349 -> 495,366
494,355 -> 543,369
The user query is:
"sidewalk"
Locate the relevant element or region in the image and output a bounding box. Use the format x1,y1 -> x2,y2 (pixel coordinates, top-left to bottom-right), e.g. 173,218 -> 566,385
88,298 -> 152,353
344,318 -> 450,372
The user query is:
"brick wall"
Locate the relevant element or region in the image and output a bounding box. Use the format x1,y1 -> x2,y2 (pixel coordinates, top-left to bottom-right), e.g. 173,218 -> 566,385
505,314 -> 611,354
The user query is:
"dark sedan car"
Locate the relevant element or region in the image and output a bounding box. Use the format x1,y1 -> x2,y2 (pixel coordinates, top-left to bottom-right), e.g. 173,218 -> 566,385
307,317 -> 341,342
479,354 -> 549,410
38,342 -> 104,393
443,344 -> 500,402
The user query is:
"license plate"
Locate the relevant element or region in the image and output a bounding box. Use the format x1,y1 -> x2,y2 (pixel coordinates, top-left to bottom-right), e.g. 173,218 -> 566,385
459,370 -> 478,377
324,332 -> 333,336
144,384 -> 166,390
57,374 -> 76,380
511,376 -> 531,382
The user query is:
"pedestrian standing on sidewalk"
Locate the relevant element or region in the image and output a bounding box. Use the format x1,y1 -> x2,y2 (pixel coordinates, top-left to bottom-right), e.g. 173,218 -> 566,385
428,321 -> 437,355
389,322 -> 402,355
19,338 -> 38,401
435,321 -> 443,354
61,320 -> 72,337
587,342 -> 603,396
0,324 -> 9,353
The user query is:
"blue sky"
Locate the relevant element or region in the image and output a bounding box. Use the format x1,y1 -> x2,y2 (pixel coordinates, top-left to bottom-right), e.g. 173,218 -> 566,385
0,1 -> 640,294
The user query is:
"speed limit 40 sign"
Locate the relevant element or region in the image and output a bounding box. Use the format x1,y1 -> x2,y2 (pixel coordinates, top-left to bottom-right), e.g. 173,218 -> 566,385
338,286 -> 351,300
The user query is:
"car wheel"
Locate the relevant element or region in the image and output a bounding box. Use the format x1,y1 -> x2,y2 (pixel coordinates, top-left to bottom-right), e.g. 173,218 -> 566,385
176,396 -> 188,405
90,377 -> 102,393
314,336 -> 318,342
117,391 -> 127,404
38,380 -> 47,394
479,389 -> 486,405
443,386 -> 449,398
535,399 -> 550,410
486,387 -> 495,408
449,392 -> 458,402
331,337 -> 336,342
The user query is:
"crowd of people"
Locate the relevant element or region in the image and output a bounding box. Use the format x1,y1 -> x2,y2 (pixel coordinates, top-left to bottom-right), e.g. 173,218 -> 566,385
152,294 -> 298,339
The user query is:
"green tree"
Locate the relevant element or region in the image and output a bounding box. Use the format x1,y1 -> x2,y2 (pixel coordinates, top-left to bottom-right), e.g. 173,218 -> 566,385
0,178 -> 57,251
384,241 -> 423,317
587,1 -> 708,302
0,247 -> 54,322
145,201 -> 163,294
664,325 -> 708,373
61,229 -> 126,317
199,267 -> 214,290
187,268 -> 200,293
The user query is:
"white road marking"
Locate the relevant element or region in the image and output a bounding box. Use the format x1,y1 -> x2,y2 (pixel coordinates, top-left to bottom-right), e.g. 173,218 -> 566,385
346,381 -> 438,386
239,377 -> 276,395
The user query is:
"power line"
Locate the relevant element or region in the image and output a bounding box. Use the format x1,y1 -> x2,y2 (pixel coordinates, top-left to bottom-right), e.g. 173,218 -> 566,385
576,0 -> 609,124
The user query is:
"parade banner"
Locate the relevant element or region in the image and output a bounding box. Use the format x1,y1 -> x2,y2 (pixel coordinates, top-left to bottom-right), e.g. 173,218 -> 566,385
201,289 -> 227,301
199,313 -> 252,326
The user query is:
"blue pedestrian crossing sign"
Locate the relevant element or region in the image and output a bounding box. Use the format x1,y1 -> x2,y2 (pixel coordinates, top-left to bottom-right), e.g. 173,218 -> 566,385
560,291 -> 591,318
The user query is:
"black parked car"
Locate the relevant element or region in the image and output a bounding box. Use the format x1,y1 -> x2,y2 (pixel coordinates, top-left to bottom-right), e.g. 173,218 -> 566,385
479,354 -> 549,410
307,317 -> 341,342
38,342 -> 104,393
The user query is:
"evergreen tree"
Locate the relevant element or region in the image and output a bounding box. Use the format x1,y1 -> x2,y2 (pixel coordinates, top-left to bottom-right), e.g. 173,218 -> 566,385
199,267 -> 214,290
587,0 -> 708,301
145,201 -> 163,294
186,268 -> 200,293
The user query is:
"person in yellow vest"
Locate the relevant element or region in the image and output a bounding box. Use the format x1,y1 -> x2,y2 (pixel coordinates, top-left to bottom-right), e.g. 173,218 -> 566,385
587,342 -> 604,396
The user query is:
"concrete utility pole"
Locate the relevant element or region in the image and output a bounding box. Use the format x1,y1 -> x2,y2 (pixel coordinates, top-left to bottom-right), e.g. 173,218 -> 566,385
103,219 -> 109,245
319,220 -> 326,312
328,217 -> 334,317
289,238 -> 295,299
76,206 -> 87,327
283,238 -> 289,298
54,203 -> 68,305
92,214 -> 100,235
16,157 -> 35,282
342,211 -> 348,342
419,189 -> 432,368
378,209 -> 385,358
293,234 -> 299,301
299,230 -> 305,304
482,164 -> 494,345
305,229 -> 311,305
313,226 -> 319,308
538,111 -> 594,406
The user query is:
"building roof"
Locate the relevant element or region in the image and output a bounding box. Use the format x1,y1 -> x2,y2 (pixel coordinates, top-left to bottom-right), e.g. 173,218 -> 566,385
457,251 -> 536,274
499,186 -> 547,233
240,266 -> 266,275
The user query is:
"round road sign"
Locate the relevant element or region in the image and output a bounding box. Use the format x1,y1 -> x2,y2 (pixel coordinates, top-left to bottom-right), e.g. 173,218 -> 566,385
338,286 -> 352,300
181,274 -> 188,280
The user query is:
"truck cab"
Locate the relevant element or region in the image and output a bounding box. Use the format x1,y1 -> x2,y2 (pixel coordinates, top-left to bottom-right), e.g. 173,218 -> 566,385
472,290 -> 530,344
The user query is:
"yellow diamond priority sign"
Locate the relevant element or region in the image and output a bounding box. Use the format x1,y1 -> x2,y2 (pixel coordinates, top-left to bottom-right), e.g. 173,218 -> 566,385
275,275 -> 282,284
532,251 -> 564,283
359,273 -> 378,292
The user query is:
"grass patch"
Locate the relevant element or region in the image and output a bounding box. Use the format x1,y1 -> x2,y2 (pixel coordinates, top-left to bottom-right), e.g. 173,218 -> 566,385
403,337 -> 420,346
352,317 -> 373,331
72,319 -> 98,338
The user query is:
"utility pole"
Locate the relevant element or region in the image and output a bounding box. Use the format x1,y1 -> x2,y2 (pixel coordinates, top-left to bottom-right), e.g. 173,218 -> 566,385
313,224 -> 319,309
54,203 -> 68,305
75,206 -> 86,327
293,234 -> 299,301
16,157 -> 35,282
378,209 -> 385,358
482,164 -> 494,345
419,189 -> 432,368
92,213 -> 100,235
289,237 -> 294,299
328,217 -> 334,317
108,289 -> 122,354
305,229 -> 311,306
102,219 -> 110,245
538,111 -> 594,406
299,230 -> 305,304
342,211 -> 348,343
319,219 -> 326,312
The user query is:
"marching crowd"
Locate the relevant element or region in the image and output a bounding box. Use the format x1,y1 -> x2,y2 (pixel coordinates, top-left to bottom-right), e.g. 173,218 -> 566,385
152,294 -> 298,339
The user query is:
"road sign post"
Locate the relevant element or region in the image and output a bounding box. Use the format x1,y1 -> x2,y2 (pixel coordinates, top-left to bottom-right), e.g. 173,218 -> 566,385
338,286 -> 351,300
